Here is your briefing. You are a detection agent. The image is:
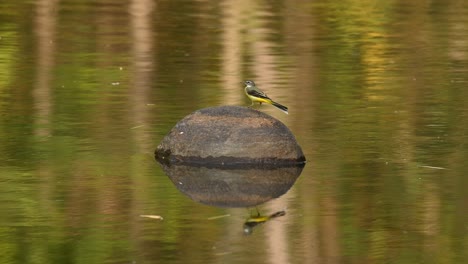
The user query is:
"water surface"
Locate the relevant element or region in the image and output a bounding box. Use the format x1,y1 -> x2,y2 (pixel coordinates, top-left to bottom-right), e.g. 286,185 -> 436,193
1,0 -> 467,263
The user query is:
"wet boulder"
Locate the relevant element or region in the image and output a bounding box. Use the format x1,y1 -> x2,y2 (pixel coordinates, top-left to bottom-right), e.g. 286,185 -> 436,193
155,106 -> 305,165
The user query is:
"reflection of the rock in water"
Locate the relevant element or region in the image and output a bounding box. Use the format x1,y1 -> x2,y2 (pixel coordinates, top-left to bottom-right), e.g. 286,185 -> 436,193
156,161 -> 305,208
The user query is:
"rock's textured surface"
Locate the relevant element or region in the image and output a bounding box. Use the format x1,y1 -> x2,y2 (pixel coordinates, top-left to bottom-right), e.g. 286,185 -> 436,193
155,106 -> 305,165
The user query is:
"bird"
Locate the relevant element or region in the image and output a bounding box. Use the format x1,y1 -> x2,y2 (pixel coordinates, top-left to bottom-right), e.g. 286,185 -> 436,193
244,80 -> 288,114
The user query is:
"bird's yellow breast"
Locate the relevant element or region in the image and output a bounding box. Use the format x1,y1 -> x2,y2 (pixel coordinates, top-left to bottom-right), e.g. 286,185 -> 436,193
245,93 -> 272,104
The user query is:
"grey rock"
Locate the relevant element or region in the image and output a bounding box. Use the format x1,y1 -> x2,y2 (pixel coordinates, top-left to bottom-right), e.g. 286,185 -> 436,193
155,106 -> 305,165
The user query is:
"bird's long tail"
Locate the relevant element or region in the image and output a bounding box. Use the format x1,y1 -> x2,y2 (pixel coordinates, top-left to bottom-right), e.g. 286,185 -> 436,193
272,101 -> 288,115
269,210 -> 286,219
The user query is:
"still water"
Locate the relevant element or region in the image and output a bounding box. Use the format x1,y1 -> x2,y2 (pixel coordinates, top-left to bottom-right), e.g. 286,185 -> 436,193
1,0 -> 467,263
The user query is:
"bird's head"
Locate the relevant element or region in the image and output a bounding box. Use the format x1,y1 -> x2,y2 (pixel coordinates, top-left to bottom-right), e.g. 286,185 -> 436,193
244,80 -> 256,87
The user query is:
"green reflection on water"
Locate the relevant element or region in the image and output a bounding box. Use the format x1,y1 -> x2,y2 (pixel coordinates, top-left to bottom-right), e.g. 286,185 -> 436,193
0,0 -> 467,263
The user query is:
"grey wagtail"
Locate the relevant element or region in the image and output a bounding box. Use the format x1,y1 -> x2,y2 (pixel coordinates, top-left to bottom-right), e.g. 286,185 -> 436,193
244,80 -> 288,114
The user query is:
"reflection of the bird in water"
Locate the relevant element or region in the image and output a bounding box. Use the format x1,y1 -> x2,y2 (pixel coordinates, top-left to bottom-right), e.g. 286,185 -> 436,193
243,209 -> 286,235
